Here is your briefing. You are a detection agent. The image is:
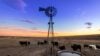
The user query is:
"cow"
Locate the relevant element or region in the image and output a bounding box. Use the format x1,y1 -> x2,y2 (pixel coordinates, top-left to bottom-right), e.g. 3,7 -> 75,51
71,44 -> 81,51
58,45 -> 66,50
96,45 -> 100,49
19,41 -> 30,46
84,44 -> 99,50
37,41 -> 44,45
84,44 -> 89,48
89,45 -> 97,50
44,40 -> 48,44
37,40 -> 49,45
51,41 -> 59,46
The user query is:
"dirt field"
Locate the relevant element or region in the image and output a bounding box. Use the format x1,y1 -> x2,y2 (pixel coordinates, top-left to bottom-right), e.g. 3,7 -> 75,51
0,37 -> 100,56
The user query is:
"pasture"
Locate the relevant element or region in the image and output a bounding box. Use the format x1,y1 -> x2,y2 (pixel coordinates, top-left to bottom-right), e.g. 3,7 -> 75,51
0,37 -> 100,56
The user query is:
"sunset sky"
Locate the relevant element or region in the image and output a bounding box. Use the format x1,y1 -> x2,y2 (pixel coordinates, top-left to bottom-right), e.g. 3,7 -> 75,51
0,0 -> 100,37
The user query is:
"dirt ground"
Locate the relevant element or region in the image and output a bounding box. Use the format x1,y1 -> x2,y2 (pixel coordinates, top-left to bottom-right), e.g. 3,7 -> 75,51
0,37 -> 100,56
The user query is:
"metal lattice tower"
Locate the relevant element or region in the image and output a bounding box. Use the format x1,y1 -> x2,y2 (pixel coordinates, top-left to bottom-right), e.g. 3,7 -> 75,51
39,6 -> 57,56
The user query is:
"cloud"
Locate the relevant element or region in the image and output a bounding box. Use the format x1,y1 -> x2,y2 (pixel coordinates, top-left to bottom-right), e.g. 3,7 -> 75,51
0,26 -> 58,37
20,19 -> 39,30
20,19 -> 34,24
2,0 -> 26,12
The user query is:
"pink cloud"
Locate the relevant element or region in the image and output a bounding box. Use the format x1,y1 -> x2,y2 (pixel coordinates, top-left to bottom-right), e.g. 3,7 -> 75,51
3,0 -> 26,12
21,19 -> 34,24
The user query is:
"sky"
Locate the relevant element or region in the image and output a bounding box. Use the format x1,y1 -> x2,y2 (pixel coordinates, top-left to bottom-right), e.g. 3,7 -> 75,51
0,0 -> 100,37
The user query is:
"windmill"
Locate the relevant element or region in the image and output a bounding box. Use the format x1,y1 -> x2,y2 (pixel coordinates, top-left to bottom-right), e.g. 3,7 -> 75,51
39,6 -> 57,56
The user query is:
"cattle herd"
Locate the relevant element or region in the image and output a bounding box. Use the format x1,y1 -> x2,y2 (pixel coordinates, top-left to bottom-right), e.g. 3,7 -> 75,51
18,40 -> 100,56
19,40 -> 100,50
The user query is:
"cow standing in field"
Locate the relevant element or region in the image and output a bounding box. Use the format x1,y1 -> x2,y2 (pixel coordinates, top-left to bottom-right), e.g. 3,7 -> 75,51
19,41 -> 30,46
37,41 -> 44,45
71,44 -> 81,51
89,45 -> 97,50
58,45 -> 66,50
84,44 -> 89,48
51,41 -> 59,46
84,44 -> 100,50
44,40 -> 48,44
96,45 -> 100,49
82,44 -> 96,56
37,40 -> 49,45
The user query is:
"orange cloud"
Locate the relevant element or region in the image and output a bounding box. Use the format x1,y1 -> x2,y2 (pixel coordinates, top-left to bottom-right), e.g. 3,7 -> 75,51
0,26 -> 58,37
0,26 -> 100,37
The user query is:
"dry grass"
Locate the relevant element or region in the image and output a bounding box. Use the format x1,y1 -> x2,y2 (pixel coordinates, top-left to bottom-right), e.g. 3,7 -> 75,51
0,37 -> 100,56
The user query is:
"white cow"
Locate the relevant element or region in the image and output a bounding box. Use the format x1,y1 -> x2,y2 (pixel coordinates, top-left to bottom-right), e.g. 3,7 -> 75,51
89,45 -> 97,50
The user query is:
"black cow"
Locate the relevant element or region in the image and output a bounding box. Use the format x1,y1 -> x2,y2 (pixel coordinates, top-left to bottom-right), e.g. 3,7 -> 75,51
96,45 -> 100,49
37,41 -> 44,45
84,44 -> 89,48
71,44 -> 81,51
19,41 -> 30,46
37,40 -> 48,45
44,40 -> 48,44
59,46 -> 66,50
27,41 -> 30,45
51,41 -> 59,46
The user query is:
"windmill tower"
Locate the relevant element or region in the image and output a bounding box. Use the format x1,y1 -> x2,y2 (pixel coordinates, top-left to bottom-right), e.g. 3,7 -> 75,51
39,6 -> 57,56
